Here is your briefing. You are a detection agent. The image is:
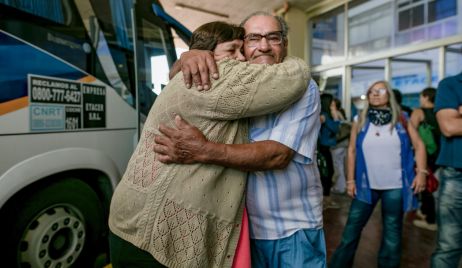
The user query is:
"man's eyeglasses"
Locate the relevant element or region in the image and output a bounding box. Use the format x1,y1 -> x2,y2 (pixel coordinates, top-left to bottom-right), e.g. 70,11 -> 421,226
243,31 -> 284,47
368,88 -> 387,95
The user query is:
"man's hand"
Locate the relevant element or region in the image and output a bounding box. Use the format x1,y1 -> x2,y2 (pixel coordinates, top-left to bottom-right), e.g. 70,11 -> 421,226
154,117 -> 295,171
178,50 -> 219,90
154,115 -> 207,164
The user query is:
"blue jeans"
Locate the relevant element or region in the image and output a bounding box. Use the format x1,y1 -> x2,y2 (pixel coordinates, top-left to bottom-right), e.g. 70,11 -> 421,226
251,228 -> 326,268
330,189 -> 403,268
431,167 -> 462,268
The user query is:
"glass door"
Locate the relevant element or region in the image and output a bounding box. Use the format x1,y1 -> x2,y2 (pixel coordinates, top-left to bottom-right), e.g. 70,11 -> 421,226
313,68 -> 344,98
390,48 -> 439,109
313,68 -> 346,116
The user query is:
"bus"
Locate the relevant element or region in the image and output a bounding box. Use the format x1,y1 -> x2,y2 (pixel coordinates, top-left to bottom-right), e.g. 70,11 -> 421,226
0,0 -> 190,267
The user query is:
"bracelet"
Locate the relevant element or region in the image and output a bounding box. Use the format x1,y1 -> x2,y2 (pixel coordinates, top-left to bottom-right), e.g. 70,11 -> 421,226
417,169 -> 429,175
346,180 -> 355,184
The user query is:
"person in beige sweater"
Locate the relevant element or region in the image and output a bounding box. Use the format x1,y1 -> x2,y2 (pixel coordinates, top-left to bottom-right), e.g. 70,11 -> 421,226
108,21 -> 310,268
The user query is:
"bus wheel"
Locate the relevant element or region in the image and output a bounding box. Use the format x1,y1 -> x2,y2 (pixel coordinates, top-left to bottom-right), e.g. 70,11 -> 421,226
1,178 -> 105,268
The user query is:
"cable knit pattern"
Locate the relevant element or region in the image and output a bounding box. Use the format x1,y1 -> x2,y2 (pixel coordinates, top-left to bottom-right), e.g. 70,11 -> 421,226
152,198 -> 233,267
109,56 -> 311,268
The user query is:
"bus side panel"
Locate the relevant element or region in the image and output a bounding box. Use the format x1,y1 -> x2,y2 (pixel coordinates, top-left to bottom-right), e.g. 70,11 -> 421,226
0,139 -> 135,208
0,30 -> 137,134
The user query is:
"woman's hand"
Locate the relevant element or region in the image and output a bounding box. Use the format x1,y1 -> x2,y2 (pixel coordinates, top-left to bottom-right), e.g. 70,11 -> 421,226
347,181 -> 356,198
411,172 -> 427,194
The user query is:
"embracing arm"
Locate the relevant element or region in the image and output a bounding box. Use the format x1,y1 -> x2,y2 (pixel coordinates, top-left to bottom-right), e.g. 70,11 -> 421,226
154,116 -> 294,171
173,49 -> 218,90
204,56 -> 310,119
198,141 -> 294,171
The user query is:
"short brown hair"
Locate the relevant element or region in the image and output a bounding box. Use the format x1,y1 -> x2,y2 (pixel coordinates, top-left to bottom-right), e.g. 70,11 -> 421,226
421,87 -> 436,103
189,21 -> 244,51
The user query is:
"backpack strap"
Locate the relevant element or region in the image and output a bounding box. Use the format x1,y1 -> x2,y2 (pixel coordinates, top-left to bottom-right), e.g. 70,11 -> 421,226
399,112 -> 409,132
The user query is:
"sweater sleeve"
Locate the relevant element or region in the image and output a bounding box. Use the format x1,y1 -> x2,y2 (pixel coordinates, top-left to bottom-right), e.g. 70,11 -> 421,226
206,56 -> 310,120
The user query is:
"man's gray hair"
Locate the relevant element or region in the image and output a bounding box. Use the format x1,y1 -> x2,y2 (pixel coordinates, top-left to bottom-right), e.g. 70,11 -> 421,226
240,11 -> 289,39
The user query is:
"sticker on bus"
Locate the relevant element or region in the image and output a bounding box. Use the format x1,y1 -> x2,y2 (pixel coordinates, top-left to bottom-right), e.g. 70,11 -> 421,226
28,74 -> 106,131
30,104 -> 65,131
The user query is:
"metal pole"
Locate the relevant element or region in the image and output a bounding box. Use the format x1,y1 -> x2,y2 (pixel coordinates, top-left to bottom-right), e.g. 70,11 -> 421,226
439,46 -> 446,81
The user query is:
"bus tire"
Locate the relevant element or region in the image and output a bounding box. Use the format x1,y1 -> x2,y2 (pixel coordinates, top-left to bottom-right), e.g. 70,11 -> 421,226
0,178 -> 105,268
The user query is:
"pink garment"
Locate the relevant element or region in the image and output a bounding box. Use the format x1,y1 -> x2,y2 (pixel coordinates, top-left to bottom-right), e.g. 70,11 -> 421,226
232,207 -> 251,268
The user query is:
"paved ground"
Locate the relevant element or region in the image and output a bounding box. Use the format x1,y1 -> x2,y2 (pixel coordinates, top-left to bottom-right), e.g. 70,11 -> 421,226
324,193 -> 437,268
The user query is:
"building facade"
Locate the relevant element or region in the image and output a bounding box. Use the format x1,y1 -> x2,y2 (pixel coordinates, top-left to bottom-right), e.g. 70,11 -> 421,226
289,0 -> 462,117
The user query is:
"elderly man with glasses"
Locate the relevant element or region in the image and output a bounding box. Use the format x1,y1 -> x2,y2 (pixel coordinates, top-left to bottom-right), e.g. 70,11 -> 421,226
155,12 -> 325,267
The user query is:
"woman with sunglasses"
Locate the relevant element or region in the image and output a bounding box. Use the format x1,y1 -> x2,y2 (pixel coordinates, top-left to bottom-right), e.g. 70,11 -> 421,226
330,80 -> 427,268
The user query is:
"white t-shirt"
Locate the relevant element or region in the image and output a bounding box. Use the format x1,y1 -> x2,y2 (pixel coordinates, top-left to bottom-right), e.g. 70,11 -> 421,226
362,122 -> 403,189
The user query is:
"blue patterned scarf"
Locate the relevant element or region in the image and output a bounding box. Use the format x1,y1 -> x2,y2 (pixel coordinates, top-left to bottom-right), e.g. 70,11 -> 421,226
368,108 -> 392,126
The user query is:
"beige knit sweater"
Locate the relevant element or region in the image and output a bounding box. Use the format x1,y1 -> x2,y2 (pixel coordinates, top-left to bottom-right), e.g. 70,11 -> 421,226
108,56 -> 310,268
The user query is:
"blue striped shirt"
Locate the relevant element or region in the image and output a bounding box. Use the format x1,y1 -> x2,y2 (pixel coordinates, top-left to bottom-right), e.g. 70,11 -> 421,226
246,79 -> 323,240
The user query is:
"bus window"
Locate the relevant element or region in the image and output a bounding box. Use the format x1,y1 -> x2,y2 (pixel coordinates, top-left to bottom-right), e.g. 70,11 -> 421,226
88,0 -> 136,105
133,2 -> 177,135
0,0 -> 68,25
0,1 -> 110,87
137,19 -> 172,120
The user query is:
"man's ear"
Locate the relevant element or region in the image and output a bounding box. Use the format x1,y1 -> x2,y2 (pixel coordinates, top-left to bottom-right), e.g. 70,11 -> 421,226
283,39 -> 289,58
